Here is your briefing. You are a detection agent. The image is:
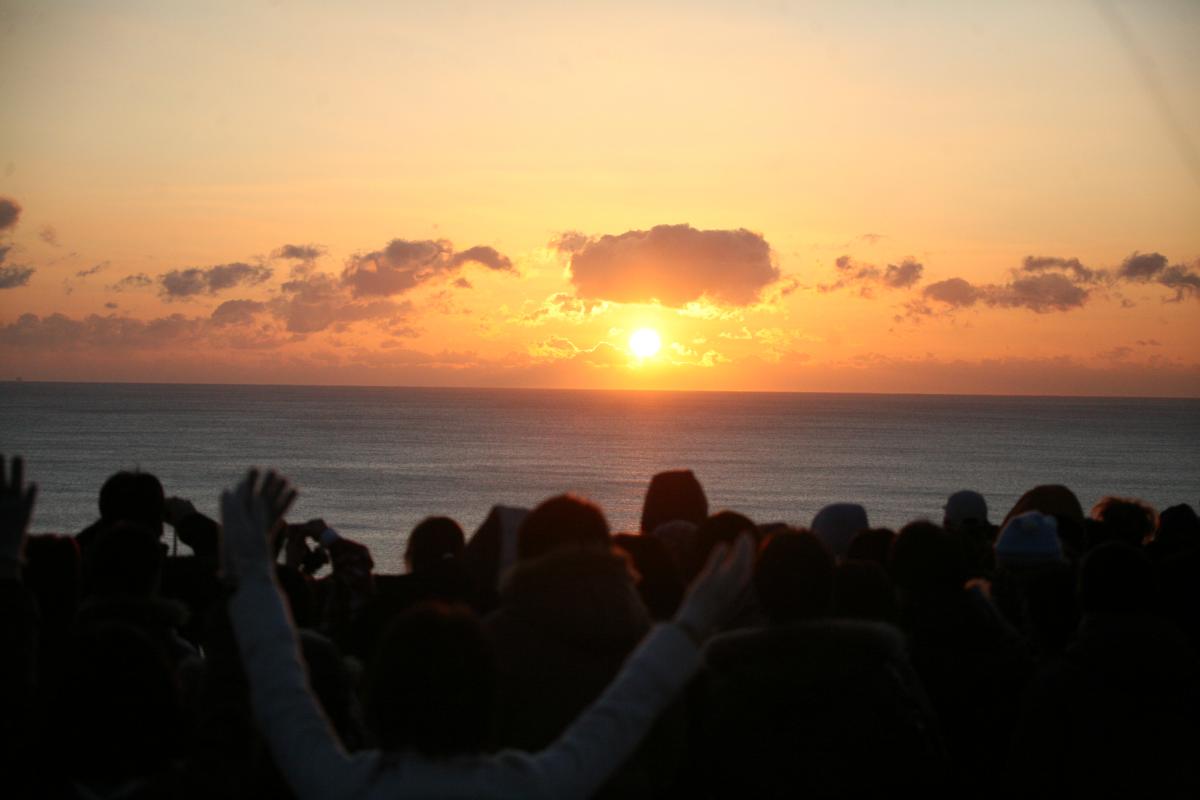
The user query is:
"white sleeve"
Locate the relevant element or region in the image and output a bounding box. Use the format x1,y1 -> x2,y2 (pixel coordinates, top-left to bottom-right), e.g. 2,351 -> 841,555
229,574 -> 380,800
524,622 -> 701,799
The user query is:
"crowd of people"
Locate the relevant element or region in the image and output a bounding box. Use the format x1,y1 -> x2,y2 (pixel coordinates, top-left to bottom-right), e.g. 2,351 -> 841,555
1,455 -> 1198,799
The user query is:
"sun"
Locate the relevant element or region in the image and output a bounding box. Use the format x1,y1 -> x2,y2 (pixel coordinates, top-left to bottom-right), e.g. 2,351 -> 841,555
629,327 -> 662,358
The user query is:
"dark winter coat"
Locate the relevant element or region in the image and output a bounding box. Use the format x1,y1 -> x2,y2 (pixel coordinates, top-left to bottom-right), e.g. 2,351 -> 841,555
697,619 -> 946,799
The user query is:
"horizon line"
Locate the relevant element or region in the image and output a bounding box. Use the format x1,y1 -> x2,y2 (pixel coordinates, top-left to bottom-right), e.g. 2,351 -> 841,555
2,377 -> 1197,402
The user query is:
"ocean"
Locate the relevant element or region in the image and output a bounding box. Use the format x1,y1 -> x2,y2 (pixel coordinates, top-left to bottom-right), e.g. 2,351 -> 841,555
2,381 -> 1197,573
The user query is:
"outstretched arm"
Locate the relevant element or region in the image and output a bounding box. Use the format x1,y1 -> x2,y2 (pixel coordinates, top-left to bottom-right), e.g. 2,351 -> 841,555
222,470 -> 376,800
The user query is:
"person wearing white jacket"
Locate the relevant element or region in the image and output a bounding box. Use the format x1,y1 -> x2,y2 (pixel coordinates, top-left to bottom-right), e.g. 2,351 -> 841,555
221,469 -> 754,800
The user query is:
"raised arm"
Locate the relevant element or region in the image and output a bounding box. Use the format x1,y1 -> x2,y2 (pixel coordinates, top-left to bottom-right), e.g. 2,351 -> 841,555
221,470 -> 377,800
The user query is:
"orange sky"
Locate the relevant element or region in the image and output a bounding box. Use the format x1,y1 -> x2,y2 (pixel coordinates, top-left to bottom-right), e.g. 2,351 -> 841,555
1,0 -> 1198,395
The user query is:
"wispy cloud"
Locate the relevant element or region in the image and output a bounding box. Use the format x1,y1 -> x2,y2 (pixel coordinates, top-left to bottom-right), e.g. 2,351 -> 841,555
159,262 -> 273,299
342,238 -> 513,298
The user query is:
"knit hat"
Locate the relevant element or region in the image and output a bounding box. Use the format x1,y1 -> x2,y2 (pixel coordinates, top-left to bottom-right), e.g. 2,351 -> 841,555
994,511 -> 1063,567
811,503 -> 869,559
944,490 -> 989,528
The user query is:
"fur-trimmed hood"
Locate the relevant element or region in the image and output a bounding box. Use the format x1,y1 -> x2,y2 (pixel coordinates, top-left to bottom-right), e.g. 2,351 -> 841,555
490,548 -> 650,655
705,619 -> 910,687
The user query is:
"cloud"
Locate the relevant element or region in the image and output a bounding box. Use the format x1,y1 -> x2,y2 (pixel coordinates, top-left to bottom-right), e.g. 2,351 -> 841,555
270,271 -> 411,334
874,249 -> 1199,319
822,255 -> 922,293
448,246 -> 512,272
549,231 -> 590,254
76,261 -> 109,278
532,335 -> 628,366
883,258 -> 923,288
453,277 -> 472,289
0,266 -> 35,289
1104,252 -> 1200,301
0,312 -> 207,349
520,292 -> 609,324
919,273 -> 1087,314
562,224 -> 778,306
1117,251 -> 1167,280
0,308 -> 293,353
39,225 -> 59,247
1019,251 -> 1197,302
1022,255 -> 1101,283
0,197 -> 20,232
1158,263 -> 1200,302
104,302 -> 118,310
923,277 -> 979,307
159,262 -> 272,299
211,299 -> 267,326
109,273 -> 153,292
993,273 -> 1088,312
272,244 -> 325,262
341,238 -> 514,298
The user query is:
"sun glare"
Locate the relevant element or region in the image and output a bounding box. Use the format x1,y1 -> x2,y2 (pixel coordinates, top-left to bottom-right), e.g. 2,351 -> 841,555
629,328 -> 662,359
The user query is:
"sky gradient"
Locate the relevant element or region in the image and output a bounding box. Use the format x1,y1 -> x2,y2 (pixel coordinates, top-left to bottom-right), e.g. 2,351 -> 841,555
1,0 -> 1198,395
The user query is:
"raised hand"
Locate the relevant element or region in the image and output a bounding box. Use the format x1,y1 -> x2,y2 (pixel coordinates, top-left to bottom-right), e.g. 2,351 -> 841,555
163,496 -> 198,528
0,455 -> 37,574
673,533 -> 755,644
220,469 -> 297,582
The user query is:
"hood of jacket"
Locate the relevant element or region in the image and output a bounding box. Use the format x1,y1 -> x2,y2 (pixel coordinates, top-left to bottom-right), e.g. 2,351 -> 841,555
705,619 -> 910,687
489,547 -> 650,655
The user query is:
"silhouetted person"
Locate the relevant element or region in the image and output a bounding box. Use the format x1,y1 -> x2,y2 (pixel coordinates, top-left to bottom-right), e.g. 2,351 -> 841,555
811,502 -> 869,560
696,511 -> 760,629
349,516 -> 474,659
516,493 -> 610,559
832,559 -> 899,623
23,534 -> 81,679
1004,484 -> 1086,560
943,490 -> 997,577
367,603 -> 494,757
405,516 -> 466,572
461,504 -> 528,614
160,496 -> 223,647
648,519 -> 704,582
889,521 -> 1032,799
76,521 -> 198,667
614,533 -> 686,619
990,512 -> 1078,659
1146,503 -> 1200,561
696,510 -> 756,558
221,469 -> 755,799
698,529 -> 944,798
845,526 -> 895,565
1088,495 -> 1157,549
77,470 -> 166,552
1152,505 -> 1200,649
52,621 -> 186,797
640,469 -> 708,534
483,495 -> 680,798
1014,542 -> 1200,797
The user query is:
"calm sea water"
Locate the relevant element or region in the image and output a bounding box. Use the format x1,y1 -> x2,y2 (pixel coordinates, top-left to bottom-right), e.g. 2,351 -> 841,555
2,382 -> 1197,573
